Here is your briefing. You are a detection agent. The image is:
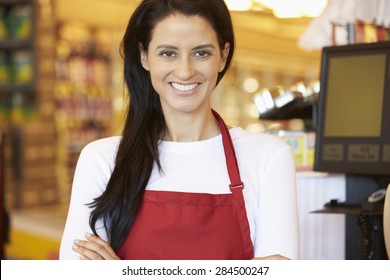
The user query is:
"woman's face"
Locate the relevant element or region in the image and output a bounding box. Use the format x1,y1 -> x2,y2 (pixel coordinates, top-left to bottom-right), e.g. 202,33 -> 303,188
140,14 -> 230,116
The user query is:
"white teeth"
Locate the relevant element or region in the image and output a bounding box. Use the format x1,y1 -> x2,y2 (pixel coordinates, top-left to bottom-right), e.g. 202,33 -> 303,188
171,82 -> 198,92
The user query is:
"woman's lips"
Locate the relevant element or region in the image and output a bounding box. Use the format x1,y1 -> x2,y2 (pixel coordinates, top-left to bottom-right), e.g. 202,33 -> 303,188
170,82 -> 199,94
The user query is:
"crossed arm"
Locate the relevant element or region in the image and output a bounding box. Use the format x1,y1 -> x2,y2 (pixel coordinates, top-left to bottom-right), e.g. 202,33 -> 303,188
72,234 -> 289,260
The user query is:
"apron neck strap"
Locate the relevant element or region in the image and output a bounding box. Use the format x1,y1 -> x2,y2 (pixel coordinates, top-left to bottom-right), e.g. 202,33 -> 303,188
212,110 -> 254,259
212,109 -> 243,190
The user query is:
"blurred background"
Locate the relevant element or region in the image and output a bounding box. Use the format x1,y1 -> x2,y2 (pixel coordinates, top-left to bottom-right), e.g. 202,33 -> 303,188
1,0 -> 389,260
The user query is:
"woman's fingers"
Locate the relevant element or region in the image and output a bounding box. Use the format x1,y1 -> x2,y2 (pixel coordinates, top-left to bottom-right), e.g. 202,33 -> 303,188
72,240 -> 102,260
84,233 -> 120,260
72,234 -> 120,260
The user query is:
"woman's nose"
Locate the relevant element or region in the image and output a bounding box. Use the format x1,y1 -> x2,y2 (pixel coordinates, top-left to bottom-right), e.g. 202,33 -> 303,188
174,57 -> 195,80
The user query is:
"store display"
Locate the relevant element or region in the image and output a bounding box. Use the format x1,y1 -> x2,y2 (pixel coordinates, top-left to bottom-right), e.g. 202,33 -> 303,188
1,0 -> 58,209
55,22 -> 113,198
11,50 -> 33,84
0,1 -> 35,123
0,7 -> 7,39
332,19 -> 390,46
253,82 -> 319,130
5,4 -> 33,40
0,51 -> 10,83
269,130 -> 315,172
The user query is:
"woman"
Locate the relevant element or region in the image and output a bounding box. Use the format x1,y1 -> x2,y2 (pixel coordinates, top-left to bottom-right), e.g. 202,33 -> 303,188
59,0 -> 299,260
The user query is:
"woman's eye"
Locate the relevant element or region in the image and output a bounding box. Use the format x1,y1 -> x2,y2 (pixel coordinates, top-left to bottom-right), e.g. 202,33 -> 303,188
195,50 -> 211,58
160,51 -> 176,58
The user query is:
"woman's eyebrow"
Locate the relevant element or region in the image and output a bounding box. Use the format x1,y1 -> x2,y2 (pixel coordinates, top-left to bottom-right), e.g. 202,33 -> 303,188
155,44 -> 216,51
192,44 -> 215,50
156,45 -> 178,50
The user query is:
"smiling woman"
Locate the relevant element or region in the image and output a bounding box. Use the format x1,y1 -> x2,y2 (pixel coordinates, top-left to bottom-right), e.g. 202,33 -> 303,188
59,0 -> 299,260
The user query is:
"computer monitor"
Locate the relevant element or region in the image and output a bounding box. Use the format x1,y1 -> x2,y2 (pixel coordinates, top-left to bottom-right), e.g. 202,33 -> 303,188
314,41 -> 390,176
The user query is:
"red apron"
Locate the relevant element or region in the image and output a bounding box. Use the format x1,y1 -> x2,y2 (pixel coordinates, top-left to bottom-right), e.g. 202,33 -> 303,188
117,110 -> 254,260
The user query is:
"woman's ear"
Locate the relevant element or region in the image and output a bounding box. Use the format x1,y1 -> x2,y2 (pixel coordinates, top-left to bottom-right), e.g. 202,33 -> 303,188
139,44 -> 150,71
219,42 -> 230,73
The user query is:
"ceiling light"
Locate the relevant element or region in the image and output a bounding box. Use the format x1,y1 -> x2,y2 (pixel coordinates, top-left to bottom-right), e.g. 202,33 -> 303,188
263,0 -> 327,18
225,0 -> 327,18
243,78 -> 260,93
224,0 -> 252,11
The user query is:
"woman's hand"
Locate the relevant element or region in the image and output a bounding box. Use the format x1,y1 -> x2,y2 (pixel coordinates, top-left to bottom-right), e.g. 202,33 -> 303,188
72,233 -> 120,260
253,254 -> 290,260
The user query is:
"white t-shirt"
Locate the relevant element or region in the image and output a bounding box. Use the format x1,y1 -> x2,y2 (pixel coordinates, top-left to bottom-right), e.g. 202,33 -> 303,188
59,127 -> 299,259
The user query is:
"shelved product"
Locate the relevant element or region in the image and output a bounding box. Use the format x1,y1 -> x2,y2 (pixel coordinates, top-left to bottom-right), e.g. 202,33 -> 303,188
1,0 -> 58,209
0,0 -> 35,123
54,21 -> 113,200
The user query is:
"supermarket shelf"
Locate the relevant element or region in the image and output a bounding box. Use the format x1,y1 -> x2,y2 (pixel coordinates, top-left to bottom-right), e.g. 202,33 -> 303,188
0,0 -> 32,6
0,84 -> 35,93
0,39 -> 33,50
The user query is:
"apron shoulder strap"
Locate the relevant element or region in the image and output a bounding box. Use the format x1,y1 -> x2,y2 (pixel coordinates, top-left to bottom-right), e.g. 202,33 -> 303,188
212,109 -> 254,259
212,109 -> 243,190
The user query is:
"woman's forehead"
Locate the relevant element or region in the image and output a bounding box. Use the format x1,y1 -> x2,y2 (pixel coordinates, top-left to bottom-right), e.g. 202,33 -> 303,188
148,14 -> 218,47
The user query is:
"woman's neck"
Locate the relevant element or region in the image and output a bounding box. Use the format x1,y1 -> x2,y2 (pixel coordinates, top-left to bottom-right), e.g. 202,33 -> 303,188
162,110 -> 220,142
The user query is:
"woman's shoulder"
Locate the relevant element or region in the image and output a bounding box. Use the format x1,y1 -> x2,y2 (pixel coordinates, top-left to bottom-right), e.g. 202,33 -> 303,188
81,136 -> 121,161
230,128 -> 295,174
230,127 -> 290,150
